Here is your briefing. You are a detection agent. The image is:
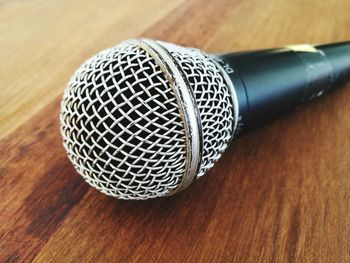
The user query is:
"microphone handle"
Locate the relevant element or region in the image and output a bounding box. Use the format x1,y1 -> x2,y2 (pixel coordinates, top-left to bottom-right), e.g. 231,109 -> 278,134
213,41 -> 350,137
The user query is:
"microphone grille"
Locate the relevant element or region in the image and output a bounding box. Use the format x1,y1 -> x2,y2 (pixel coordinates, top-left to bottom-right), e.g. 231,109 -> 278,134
60,40 -> 235,199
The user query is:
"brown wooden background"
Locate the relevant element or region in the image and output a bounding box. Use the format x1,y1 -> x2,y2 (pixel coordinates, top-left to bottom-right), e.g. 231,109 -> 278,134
1,0 -> 350,262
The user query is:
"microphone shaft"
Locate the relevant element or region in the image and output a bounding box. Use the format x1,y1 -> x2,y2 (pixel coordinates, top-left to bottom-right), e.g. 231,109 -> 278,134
214,42 -> 350,136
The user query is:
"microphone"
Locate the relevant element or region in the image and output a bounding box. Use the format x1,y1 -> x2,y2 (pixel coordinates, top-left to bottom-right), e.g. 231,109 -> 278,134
60,39 -> 350,200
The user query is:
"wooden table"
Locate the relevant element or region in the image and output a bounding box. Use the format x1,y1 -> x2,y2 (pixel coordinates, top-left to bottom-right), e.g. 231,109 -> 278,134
1,0 -> 350,262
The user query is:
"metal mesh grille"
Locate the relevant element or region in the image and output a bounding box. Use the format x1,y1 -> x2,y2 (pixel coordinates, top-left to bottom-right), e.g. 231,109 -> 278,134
159,42 -> 234,177
60,42 -> 187,199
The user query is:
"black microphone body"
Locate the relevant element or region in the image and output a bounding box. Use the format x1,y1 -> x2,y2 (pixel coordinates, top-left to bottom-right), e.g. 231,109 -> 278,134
214,42 -> 350,136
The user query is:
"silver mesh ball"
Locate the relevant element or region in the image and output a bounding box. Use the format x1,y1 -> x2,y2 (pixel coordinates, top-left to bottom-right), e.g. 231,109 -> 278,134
60,39 -> 236,199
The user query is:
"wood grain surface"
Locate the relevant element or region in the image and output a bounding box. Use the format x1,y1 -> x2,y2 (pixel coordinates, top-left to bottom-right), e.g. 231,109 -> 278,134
1,0 -> 350,262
